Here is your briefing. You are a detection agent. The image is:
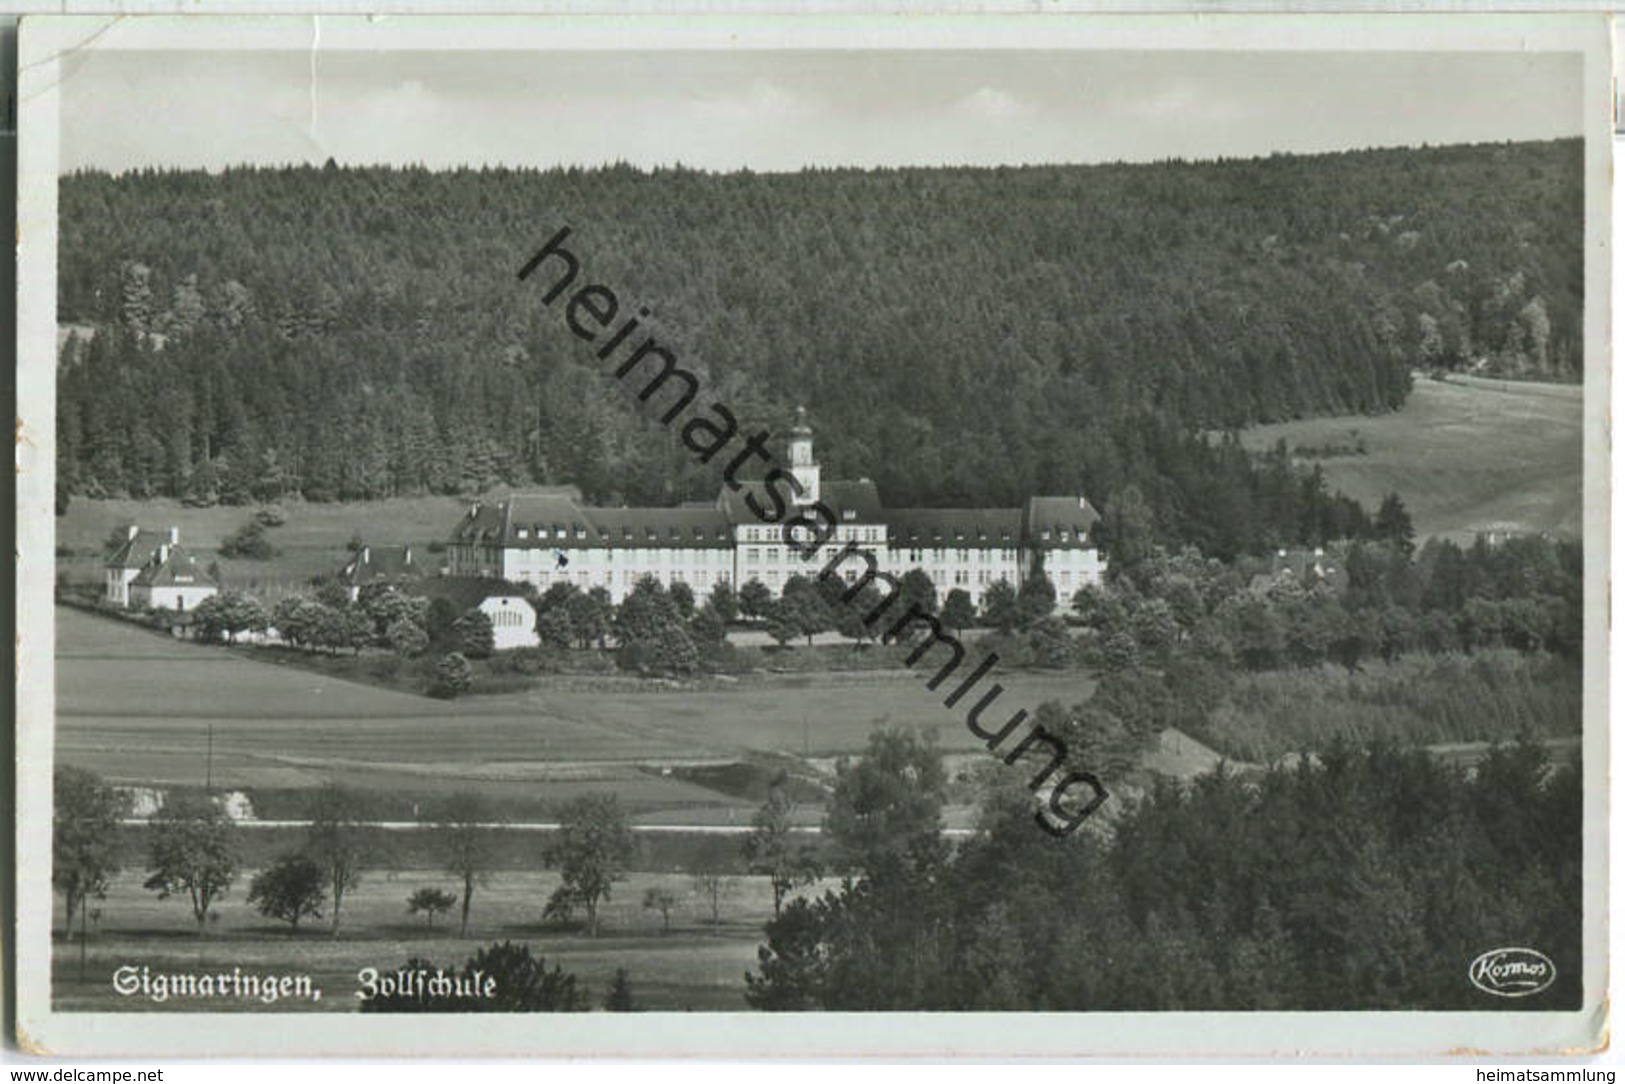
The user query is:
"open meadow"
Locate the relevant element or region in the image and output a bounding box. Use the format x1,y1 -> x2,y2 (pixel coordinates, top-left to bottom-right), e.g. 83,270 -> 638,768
55,606 -> 1097,823
54,492 -> 485,594
1237,374 -> 1582,541
52,868 -> 783,1013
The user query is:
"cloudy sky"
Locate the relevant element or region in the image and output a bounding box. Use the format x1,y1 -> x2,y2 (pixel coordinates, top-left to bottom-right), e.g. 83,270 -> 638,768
60,47 -> 1582,174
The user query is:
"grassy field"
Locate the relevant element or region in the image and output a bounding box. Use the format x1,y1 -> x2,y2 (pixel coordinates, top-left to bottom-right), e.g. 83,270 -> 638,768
54,492 -> 483,592
56,606 -> 1096,821
52,869 -> 783,1012
1237,374 -> 1583,541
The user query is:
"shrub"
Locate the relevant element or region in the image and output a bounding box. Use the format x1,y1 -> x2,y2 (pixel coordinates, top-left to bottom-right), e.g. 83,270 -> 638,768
430,652 -> 474,699
219,520 -> 277,560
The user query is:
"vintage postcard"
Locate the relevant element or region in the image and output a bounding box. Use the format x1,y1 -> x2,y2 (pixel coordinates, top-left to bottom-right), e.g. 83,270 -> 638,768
13,13 -> 1612,1057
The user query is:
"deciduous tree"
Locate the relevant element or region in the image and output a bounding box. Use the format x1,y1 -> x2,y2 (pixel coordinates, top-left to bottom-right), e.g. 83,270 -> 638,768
430,791 -> 496,937
543,794 -> 634,937
981,580 -> 1019,634
941,588 -> 977,633
247,853 -> 325,930
144,793 -> 238,933
407,887 -> 458,929
53,766 -> 128,935
305,783 -> 368,935
643,886 -> 678,932
743,783 -> 822,917
825,728 -> 947,875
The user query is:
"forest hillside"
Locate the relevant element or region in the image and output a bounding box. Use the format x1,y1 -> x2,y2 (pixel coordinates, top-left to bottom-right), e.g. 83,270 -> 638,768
57,140 -> 1581,548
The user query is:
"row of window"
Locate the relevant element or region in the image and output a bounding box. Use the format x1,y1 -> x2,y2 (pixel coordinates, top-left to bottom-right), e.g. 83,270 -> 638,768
513,525 -> 732,543
514,547 -> 730,564
741,526 -> 885,544
519,570 -> 738,589
502,563 -> 1090,596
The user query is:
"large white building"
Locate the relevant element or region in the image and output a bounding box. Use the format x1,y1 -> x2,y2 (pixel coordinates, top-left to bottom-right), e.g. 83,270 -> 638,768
447,414 -> 1103,609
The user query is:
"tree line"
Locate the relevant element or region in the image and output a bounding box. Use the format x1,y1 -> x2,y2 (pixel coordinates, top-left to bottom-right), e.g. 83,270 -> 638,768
57,141 -> 1580,557
744,727 -> 1581,1011
55,713 -> 1581,1013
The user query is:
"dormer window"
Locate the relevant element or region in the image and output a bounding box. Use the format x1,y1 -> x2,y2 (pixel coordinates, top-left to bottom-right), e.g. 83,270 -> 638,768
623,527 -> 633,541
842,509 -> 857,521
646,529 -> 658,541
1041,530 -> 1052,541
575,527 -> 586,540
516,528 -> 529,539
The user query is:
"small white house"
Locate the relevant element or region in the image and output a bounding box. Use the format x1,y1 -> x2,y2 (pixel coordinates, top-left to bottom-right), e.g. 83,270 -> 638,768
114,527 -> 219,612
477,593 -> 537,651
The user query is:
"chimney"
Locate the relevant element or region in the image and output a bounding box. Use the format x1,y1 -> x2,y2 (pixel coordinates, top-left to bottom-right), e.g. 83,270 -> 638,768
361,546 -> 370,564
403,546 -> 413,565
168,527 -> 180,545
127,524 -> 140,541
157,543 -> 170,565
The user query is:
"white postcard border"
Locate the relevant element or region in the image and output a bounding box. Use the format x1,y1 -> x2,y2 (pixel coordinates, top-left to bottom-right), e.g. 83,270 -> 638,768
14,12 -> 1613,1058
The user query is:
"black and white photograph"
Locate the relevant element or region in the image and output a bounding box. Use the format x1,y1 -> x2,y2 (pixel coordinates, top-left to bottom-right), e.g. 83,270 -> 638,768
13,13 -> 1611,1057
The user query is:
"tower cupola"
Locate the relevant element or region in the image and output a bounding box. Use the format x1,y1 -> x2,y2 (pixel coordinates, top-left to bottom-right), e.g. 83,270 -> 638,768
786,406 -> 820,505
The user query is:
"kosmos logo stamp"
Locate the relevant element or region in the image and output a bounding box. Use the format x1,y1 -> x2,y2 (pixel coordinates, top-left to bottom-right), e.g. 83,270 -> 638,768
1469,948 -> 1557,998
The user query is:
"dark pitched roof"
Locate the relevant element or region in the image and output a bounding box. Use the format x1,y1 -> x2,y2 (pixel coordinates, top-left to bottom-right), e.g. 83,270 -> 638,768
341,545 -> 419,586
453,484 -> 1105,552
131,546 -> 217,589
586,506 -> 732,548
717,477 -> 884,526
885,508 -> 1024,547
105,528 -> 162,570
820,480 -> 884,523
454,494 -> 731,549
451,500 -> 512,545
1023,497 -> 1102,547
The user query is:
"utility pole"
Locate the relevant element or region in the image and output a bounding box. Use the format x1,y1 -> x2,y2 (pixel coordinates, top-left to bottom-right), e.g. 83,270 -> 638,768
205,723 -> 214,792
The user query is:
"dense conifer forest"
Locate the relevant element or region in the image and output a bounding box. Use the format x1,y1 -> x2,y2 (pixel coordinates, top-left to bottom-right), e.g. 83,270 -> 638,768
57,139 -> 1581,554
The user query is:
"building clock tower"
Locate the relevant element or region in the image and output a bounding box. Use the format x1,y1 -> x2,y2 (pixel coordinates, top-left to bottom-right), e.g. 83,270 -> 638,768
786,406 -> 820,506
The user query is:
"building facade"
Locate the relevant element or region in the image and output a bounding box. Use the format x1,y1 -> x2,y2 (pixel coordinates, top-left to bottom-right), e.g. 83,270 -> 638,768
447,418 -> 1103,609
478,592 -> 539,651
105,526 -> 219,612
